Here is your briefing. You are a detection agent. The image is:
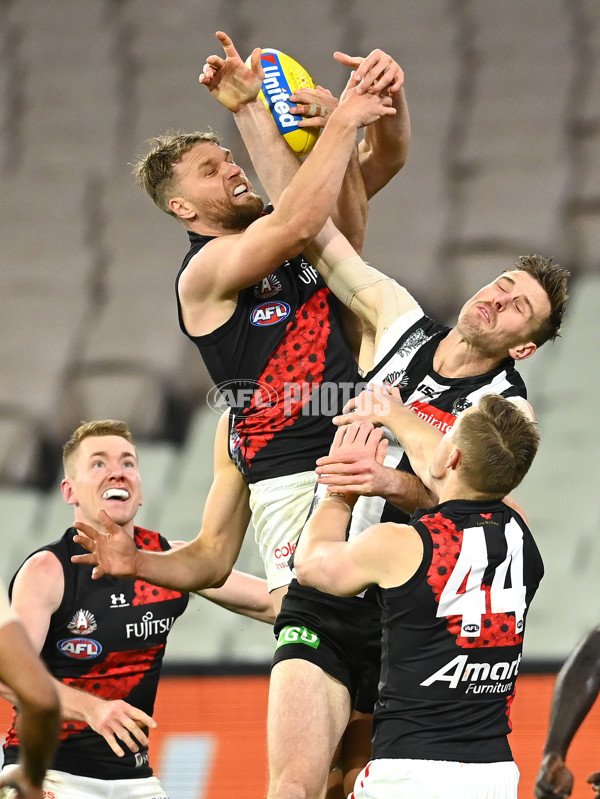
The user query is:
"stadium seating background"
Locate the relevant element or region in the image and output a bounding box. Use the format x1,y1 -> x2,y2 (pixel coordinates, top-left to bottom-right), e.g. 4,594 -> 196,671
1,0 -> 599,670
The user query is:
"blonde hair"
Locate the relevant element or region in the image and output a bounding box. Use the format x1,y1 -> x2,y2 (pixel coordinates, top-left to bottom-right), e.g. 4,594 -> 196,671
455,394 -> 540,497
133,130 -> 221,216
62,420 -> 135,477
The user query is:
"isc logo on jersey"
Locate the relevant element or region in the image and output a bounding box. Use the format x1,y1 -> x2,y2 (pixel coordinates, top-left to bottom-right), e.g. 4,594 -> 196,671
250,300 -> 291,326
249,49 -> 318,156
58,637 -> 102,659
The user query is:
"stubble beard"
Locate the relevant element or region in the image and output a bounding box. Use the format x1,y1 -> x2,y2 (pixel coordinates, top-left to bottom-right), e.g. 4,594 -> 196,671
203,193 -> 265,232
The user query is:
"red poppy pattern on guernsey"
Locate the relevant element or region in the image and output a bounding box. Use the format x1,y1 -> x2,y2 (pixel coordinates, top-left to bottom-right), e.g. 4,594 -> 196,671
234,287 -> 330,463
420,512 -> 523,649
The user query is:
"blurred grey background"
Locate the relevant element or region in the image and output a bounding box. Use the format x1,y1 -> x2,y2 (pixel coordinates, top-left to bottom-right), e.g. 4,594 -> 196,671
0,0 -> 599,665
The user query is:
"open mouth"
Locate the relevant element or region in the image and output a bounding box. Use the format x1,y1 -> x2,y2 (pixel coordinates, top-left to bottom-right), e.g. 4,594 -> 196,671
233,184 -> 248,197
102,488 -> 130,501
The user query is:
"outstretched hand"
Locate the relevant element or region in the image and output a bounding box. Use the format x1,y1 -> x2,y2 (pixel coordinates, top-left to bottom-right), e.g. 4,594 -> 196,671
199,30 -> 263,111
72,509 -> 139,580
534,753 -> 574,799
334,48 -> 404,97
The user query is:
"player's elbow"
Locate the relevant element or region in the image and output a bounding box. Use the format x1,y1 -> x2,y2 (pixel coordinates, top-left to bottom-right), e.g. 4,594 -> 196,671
205,566 -> 233,590
293,553 -> 315,588
295,554 -> 331,593
200,558 -> 234,590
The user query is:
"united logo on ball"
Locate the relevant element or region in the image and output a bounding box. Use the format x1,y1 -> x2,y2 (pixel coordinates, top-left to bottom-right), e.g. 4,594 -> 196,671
251,49 -> 319,156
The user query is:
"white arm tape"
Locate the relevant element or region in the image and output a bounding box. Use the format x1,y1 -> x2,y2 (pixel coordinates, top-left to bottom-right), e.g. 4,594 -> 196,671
317,254 -> 420,331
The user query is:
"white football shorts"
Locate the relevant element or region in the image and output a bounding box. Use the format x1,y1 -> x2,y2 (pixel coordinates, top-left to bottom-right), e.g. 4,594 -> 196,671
350,758 -> 519,799
40,769 -> 168,798
248,469 -> 316,591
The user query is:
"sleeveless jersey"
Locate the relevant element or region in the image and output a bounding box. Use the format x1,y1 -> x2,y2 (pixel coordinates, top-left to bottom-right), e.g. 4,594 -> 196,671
373,499 -> 543,763
3,528 -> 189,780
177,224 -> 359,483
343,306 -> 527,540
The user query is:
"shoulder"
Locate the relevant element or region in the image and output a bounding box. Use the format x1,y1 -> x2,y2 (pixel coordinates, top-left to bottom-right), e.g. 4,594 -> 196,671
15,550 -> 64,583
367,523 -> 424,589
12,550 -> 65,611
178,233 -> 251,295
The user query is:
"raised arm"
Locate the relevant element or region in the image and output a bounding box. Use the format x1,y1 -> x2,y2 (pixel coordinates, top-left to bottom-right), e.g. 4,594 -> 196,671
203,33 -> 408,251
314,384 -> 440,515
73,411 -> 251,591
304,221 -> 419,364
186,33 -> 395,306
294,423 -> 422,596
334,48 -> 410,198
534,625 -> 600,799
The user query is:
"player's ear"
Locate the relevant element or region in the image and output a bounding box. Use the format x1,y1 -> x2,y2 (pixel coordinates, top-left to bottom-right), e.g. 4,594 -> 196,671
446,446 -> 461,471
61,478 -> 77,506
509,341 -> 537,361
169,196 -> 196,221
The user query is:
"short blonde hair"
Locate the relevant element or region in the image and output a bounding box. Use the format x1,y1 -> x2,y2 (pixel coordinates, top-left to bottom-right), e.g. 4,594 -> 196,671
133,130 -> 221,216
455,395 -> 540,497
62,420 -> 135,478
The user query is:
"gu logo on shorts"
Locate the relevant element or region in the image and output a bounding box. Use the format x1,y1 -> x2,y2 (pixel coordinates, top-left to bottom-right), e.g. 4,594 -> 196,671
276,625 -> 320,650
250,301 -> 291,326
57,637 -> 102,659
254,273 -> 282,299
67,608 -> 97,635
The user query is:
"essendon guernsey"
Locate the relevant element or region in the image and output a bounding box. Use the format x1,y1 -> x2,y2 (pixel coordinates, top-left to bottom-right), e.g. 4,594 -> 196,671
177,228 -> 359,483
374,499 -> 543,763
3,528 -> 188,780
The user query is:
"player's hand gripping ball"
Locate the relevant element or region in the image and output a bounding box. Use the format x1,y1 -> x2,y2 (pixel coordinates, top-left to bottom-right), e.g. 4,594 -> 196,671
248,49 -> 319,155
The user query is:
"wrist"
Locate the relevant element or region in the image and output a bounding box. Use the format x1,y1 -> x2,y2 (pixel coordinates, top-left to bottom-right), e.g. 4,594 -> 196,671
327,110 -> 359,136
323,491 -> 356,512
233,96 -> 263,114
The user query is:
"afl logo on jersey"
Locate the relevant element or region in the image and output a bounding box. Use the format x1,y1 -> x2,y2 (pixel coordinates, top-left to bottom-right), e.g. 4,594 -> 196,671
57,637 -> 102,659
250,301 -> 290,326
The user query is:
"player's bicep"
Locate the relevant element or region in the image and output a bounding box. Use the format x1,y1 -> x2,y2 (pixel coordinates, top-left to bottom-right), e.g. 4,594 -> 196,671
180,215 -> 300,302
303,531 -> 385,598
